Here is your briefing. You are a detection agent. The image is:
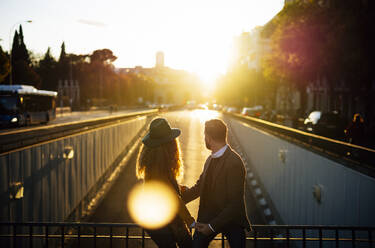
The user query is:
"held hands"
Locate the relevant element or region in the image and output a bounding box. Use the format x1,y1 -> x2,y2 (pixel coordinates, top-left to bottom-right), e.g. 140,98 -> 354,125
195,222 -> 214,236
180,185 -> 189,193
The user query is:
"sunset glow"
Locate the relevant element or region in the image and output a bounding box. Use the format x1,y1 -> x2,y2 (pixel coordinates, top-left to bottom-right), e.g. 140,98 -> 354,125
0,0 -> 284,84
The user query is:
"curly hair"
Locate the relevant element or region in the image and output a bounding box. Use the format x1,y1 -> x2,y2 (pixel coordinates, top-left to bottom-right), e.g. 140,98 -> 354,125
136,138 -> 184,185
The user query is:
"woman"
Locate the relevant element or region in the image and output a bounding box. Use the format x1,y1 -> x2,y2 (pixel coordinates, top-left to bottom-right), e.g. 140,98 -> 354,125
136,118 -> 195,248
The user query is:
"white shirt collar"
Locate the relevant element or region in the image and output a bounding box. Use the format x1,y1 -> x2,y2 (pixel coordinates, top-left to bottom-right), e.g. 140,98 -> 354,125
211,144 -> 228,158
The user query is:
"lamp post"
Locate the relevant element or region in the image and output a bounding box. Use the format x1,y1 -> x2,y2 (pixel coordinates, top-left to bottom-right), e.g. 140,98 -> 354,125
9,20 -> 32,85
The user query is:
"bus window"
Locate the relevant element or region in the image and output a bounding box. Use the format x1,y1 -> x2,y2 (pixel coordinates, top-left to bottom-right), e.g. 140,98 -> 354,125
0,96 -> 18,114
23,95 -> 34,112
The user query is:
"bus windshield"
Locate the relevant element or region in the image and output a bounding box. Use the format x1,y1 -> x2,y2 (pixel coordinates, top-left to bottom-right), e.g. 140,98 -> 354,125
0,96 -> 19,114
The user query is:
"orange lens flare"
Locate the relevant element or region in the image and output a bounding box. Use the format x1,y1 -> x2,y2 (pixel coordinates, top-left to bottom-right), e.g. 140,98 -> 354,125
127,181 -> 178,229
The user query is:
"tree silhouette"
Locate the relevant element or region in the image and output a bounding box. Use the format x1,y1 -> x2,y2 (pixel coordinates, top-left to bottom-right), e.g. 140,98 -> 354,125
37,47 -> 58,90
10,25 -> 39,86
58,42 -> 70,81
0,46 -> 10,83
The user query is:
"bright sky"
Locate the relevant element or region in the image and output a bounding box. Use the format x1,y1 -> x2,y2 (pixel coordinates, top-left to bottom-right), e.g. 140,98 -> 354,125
0,0 -> 283,83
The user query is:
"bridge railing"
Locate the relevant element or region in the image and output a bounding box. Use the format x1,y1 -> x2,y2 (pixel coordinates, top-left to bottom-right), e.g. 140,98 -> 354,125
0,109 -> 158,155
0,110 -> 158,227
229,113 -> 375,177
0,222 -> 374,248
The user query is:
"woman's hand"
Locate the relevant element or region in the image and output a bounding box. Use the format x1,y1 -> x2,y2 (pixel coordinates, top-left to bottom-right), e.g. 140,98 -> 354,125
180,185 -> 189,193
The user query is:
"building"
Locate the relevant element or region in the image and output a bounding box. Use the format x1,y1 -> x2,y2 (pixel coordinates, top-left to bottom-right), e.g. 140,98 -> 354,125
117,52 -> 203,105
231,28 -> 271,72
57,79 -> 80,108
155,51 -> 164,68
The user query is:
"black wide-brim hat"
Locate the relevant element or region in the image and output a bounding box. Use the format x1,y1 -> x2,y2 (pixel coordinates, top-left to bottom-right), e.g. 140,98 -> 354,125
142,118 -> 181,148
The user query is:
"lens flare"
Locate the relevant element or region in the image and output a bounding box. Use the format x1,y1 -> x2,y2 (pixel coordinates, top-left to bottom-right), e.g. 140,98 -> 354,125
127,181 -> 178,229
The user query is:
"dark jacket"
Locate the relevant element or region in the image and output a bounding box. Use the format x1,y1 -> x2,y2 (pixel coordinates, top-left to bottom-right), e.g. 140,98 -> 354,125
181,146 -> 251,232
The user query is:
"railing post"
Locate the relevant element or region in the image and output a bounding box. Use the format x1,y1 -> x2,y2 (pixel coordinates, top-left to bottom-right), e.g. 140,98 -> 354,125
335,229 -> 339,248
319,228 -> 322,248
110,226 -> 113,248
78,226 -> 81,247
302,228 -> 306,248
368,229 -> 372,248
45,225 -> 48,248
254,229 -> 257,248
142,229 -> 145,248
61,225 -> 64,248
126,227 -> 129,248
29,225 -> 33,248
94,226 -> 97,248
352,229 -> 356,248
221,233 -> 225,248
13,224 -> 16,248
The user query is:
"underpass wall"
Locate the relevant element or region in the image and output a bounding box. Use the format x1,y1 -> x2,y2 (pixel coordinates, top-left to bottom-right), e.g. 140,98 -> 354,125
0,116 -> 149,223
228,118 -> 375,226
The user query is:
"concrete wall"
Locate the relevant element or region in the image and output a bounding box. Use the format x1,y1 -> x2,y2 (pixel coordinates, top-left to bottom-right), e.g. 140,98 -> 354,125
229,118 -> 375,226
0,116 -> 148,223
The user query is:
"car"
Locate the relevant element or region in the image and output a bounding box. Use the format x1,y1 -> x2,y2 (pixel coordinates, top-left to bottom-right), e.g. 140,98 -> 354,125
226,107 -> 239,113
260,110 -> 277,122
241,106 -> 263,118
304,111 -> 347,139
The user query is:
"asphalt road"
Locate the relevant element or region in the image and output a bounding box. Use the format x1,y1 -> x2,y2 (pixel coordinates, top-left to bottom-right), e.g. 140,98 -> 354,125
71,110 -> 264,247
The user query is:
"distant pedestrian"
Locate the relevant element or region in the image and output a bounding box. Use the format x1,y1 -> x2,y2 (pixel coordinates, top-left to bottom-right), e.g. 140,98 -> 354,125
345,113 -> 365,146
137,118 -> 194,248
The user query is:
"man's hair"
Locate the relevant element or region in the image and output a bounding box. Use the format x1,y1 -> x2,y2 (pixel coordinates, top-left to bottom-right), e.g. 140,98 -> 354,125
205,119 -> 227,142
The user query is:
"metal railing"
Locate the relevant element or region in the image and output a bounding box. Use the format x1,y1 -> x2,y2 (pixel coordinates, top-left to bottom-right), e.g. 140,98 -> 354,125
0,109 -> 158,156
0,222 -> 374,248
229,113 -> 375,178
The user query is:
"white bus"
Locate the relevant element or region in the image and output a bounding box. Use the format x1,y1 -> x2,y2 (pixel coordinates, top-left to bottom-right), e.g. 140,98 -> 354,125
0,85 -> 57,127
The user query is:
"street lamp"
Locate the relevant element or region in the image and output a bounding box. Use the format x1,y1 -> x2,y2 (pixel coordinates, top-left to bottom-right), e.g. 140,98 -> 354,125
9,20 -> 32,86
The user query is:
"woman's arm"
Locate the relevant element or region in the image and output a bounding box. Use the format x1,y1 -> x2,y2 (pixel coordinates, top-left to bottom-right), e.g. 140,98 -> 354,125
176,195 -> 195,226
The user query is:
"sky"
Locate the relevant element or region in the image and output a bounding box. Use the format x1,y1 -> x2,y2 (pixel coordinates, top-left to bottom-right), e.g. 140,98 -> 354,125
0,0 -> 284,83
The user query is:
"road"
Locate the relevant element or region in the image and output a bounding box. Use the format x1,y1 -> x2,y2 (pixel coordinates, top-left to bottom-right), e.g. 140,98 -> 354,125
74,110 -> 264,247
0,108 -> 148,134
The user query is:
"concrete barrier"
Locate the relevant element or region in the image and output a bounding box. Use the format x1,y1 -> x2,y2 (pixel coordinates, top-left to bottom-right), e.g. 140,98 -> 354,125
228,117 -> 375,226
0,115 -> 150,223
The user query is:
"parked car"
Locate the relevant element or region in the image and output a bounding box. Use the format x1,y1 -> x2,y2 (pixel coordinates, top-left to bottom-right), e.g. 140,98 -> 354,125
226,107 -> 239,113
260,110 -> 277,122
241,106 -> 263,118
304,111 -> 347,139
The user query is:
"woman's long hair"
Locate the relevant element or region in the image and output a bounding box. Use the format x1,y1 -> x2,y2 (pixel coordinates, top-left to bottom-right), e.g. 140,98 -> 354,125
136,138 -> 184,187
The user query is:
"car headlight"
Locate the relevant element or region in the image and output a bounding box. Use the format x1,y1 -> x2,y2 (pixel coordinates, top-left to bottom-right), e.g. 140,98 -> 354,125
10,117 -> 18,123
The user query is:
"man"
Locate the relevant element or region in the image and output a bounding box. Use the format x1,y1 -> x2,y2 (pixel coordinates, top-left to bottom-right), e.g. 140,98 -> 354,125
181,119 -> 251,248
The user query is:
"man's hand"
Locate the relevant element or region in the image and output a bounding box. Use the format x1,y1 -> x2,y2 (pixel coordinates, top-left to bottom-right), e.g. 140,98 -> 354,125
180,185 -> 189,193
196,223 -> 214,236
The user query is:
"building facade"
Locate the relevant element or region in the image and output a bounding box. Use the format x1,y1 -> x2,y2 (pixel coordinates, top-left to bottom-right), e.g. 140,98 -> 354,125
57,79 -> 80,108
118,52 -> 202,105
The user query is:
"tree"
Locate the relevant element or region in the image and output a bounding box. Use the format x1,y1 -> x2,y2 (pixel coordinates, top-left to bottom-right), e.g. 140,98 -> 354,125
37,47 -> 58,90
18,25 -> 30,64
0,46 -> 10,83
90,49 -> 117,65
89,49 -> 117,101
10,25 -> 39,86
263,1 -> 328,113
262,0 -> 375,121
58,42 -> 70,81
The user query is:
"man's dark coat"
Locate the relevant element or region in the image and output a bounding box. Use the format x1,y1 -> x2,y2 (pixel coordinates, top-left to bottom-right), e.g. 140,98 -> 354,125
181,146 -> 251,232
